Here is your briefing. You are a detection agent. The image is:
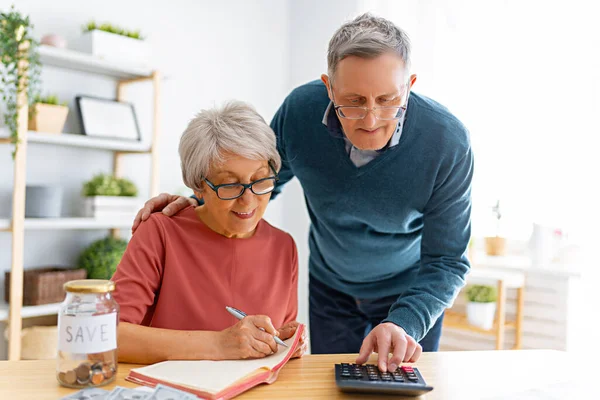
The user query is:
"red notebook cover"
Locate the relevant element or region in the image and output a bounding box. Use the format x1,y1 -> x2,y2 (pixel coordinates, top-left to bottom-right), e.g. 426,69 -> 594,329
126,324 -> 304,400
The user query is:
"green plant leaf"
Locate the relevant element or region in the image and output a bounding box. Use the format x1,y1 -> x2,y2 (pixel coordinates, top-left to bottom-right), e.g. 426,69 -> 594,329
82,20 -> 144,40
78,236 -> 129,280
0,5 -> 42,158
466,284 -> 497,303
82,173 -> 139,197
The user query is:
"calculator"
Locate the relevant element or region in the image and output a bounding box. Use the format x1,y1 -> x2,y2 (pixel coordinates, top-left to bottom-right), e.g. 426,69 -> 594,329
335,363 -> 433,396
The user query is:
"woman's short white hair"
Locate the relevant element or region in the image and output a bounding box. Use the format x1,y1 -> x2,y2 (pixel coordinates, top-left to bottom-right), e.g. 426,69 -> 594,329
179,100 -> 281,192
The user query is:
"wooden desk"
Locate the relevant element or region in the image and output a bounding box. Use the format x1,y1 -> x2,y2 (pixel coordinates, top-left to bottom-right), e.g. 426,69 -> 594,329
0,350 -> 585,399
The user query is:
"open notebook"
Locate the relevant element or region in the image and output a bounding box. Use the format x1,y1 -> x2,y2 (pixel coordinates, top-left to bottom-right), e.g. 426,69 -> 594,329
126,324 -> 304,400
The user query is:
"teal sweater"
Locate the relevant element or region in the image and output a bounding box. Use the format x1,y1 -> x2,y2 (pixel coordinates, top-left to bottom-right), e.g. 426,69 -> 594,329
270,80 -> 473,341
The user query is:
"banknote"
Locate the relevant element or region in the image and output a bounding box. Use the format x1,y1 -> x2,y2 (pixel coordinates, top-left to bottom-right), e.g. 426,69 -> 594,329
146,384 -> 197,399
105,386 -> 151,400
61,383 -> 195,400
60,387 -> 109,400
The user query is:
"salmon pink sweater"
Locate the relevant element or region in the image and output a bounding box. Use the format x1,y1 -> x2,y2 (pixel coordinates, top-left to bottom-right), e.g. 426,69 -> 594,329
112,206 -> 298,331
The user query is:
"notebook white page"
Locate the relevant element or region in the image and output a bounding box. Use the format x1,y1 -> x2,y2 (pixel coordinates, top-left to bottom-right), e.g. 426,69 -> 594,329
130,329 -> 299,394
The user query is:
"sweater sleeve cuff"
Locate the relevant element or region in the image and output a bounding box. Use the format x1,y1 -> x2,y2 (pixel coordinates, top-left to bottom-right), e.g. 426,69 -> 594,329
382,308 -> 426,342
190,194 -> 203,206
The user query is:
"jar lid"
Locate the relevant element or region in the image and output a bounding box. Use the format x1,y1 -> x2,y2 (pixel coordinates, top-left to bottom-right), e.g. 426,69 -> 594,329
64,279 -> 115,293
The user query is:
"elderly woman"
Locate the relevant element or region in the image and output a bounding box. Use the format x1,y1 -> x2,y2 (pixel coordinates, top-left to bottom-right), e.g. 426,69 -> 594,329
111,101 -> 306,364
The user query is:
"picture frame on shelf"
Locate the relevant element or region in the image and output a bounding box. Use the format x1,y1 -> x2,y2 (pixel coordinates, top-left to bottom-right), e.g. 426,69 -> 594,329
75,95 -> 141,141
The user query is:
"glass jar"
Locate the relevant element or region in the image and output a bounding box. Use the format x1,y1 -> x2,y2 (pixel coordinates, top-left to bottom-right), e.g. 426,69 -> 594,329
56,279 -> 119,388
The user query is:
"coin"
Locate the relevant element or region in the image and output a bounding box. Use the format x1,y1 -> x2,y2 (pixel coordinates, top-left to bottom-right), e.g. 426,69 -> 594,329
64,369 -> 77,385
75,362 -> 91,384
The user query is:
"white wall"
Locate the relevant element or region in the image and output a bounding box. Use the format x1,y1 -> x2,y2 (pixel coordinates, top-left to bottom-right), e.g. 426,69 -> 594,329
0,0 -> 291,359
284,0 -> 599,353
361,0 -> 600,243
275,0 -> 364,347
2,0 -> 597,359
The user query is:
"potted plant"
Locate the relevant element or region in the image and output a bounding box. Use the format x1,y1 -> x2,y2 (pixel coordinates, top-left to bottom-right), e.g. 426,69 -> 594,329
78,236 -> 128,280
484,200 -> 506,256
70,21 -> 150,66
81,173 -> 142,218
466,284 -> 497,330
28,94 -> 68,133
0,5 -> 42,157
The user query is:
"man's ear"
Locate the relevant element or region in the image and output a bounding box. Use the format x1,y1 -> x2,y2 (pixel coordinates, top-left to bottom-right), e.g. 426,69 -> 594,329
408,74 -> 417,90
321,74 -> 333,101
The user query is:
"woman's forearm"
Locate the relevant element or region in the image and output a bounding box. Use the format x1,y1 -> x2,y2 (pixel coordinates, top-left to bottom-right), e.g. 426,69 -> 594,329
118,322 -> 220,364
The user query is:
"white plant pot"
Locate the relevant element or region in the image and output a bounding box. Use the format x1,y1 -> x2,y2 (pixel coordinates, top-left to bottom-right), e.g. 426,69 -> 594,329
466,302 -> 497,330
70,30 -> 150,66
83,196 -> 143,219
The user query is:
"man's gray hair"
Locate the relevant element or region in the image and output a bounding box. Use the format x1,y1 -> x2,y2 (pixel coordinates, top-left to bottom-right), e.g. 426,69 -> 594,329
179,101 -> 281,192
327,13 -> 411,80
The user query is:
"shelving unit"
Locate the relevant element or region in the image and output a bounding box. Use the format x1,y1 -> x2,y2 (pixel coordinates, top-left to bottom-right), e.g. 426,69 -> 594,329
38,44 -> 153,79
443,263 -> 526,350
0,217 -> 134,232
0,302 -> 62,322
0,44 -> 161,360
0,130 -> 151,152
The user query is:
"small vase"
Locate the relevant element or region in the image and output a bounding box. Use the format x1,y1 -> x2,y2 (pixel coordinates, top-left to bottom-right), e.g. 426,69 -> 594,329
466,302 -> 497,330
28,103 -> 68,134
484,236 -> 506,256
25,186 -> 63,218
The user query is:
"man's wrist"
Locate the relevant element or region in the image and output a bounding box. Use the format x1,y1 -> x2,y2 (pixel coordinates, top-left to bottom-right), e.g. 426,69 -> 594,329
381,321 -> 408,335
382,310 -> 423,341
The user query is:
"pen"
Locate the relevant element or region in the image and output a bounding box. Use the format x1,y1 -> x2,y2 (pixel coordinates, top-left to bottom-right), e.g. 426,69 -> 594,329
226,306 -> 288,347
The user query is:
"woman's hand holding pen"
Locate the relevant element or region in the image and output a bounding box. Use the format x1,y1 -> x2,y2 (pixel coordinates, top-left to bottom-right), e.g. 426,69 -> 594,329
278,321 -> 308,358
216,315 -> 280,359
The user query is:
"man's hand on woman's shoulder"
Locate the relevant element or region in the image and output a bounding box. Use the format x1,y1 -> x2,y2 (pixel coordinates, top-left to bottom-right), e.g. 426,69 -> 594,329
132,193 -> 199,234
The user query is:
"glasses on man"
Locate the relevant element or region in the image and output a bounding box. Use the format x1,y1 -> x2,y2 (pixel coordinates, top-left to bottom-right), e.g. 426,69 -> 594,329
334,105 -> 407,120
203,163 -> 279,200
329,83 -> 409,120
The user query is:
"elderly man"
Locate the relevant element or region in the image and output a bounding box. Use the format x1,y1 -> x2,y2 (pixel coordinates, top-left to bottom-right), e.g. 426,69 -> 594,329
134,13 -> 473,372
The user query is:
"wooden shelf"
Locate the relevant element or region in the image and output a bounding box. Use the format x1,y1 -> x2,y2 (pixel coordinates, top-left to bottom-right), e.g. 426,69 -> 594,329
38,45 -> 153,79
0,218 -> 132,232
2,40 -> 161,360
0,130 -> 151,152
467,267 -> 526,289
444,310 -> 516,335
0,302 -> 62,322
472,252 -> 532,270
